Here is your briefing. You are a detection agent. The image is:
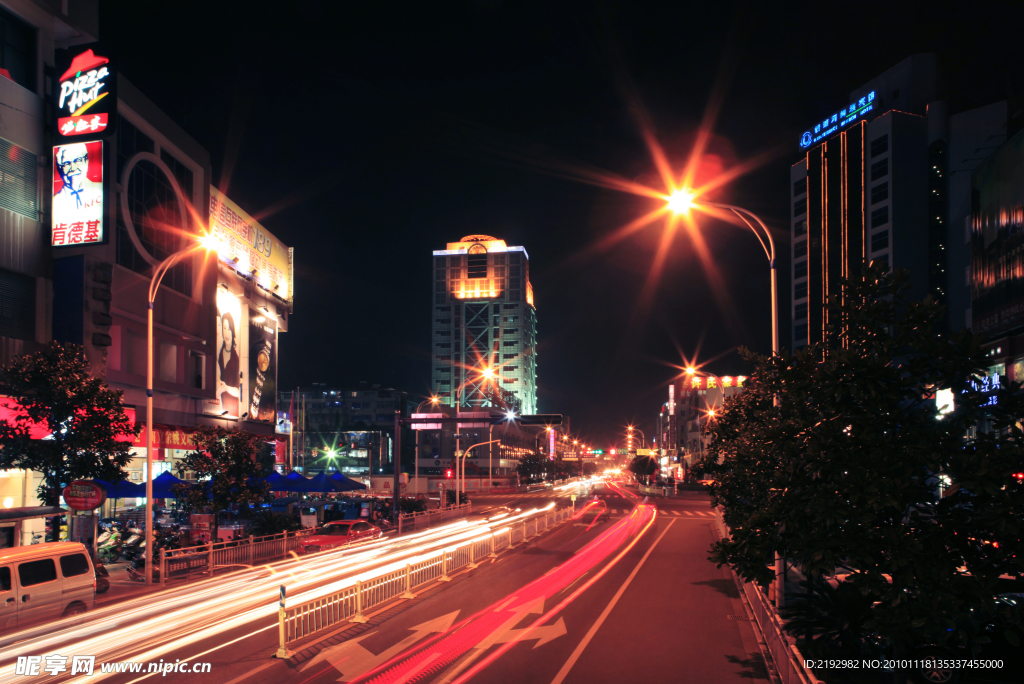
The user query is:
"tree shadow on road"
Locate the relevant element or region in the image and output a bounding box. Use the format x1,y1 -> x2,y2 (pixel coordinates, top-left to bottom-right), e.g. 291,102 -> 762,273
691,578 -> 740,598
725,654 -> 770,680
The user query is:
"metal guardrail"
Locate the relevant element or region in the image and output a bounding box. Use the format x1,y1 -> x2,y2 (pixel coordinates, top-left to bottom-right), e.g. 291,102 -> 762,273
159,529 -> 313,584
397,503 -> 473,534
276,507 -> 573,657
713,509 -> 820,684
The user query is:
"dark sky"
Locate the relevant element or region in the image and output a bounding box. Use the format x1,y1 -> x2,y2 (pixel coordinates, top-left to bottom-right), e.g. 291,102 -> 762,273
100,0 -> 1024,448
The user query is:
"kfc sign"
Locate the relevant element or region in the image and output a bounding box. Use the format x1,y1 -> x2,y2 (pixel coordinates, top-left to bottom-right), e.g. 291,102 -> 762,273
55,47 -> 116,139
51,141 -> 104,246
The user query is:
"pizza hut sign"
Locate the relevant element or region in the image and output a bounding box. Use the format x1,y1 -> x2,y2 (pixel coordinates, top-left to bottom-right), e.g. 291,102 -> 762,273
62,480 -> 107,511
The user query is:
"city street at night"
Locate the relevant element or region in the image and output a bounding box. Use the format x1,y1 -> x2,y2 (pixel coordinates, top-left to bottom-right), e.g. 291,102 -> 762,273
0,2 -> 1022,683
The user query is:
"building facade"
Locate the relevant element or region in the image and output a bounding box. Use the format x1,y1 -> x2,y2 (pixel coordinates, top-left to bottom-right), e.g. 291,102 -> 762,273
791,54 -> 1007,349
431,235 -> 537,414
279,383 -> 412,476
0,3 -> 293,541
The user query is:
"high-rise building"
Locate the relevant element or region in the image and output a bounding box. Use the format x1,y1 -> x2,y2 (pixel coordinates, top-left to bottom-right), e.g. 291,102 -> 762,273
790,54 -> 1007,349
431,235 -> 537,414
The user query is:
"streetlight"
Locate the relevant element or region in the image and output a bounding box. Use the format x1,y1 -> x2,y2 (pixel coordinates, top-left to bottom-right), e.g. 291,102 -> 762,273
667,191 -> 778,357
144,233 -> 219,585
457,439 -> 499,504
670,190 -> 784,608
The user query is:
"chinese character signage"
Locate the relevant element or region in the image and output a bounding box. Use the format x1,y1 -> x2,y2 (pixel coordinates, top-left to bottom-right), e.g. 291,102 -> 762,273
51,141 -> 104,247
249,309 -> 277,422
799,91 -> 875,149
54,47 -> 116,139
209,188 -> 293,302
681,376 -> 747,394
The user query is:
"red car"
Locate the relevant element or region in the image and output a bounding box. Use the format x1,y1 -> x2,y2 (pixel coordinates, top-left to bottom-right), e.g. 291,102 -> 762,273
299,521 -> 383,554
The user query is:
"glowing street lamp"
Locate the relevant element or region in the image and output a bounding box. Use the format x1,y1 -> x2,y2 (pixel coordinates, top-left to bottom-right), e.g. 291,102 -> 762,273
144,232 -> 219,585
666,190 -> 778,357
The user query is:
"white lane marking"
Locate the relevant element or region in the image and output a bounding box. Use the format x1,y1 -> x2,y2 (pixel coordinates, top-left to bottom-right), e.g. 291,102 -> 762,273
549,519 -> 678,684
671,511 -> 680,516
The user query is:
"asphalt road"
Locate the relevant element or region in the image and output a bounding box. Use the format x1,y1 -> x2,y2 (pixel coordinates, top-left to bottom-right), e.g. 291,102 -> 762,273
9,483 -> 767,684
107,484 -> 767,684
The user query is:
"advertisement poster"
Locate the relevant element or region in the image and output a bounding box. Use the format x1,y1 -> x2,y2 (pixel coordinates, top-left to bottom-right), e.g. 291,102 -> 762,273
204,288 -> 242,417
248,310 -> 277,422
52,141 -> 104,246
209,188 -> 293,303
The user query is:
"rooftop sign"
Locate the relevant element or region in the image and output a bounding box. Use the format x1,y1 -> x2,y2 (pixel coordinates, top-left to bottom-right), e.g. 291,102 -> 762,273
799,91 -> 876,149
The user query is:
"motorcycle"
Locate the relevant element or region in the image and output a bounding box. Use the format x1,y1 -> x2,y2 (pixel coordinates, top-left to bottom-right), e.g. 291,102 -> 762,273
97,528 -> 123,564
120,526 -> 146,562
126,536 -> 178,582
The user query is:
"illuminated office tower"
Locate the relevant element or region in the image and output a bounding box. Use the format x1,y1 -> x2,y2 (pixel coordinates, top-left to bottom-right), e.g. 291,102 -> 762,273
431,235 -> 537,414
790,54 -> 1006,348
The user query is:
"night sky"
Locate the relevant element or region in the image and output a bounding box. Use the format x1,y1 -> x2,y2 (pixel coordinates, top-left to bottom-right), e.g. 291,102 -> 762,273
100,1 -> 1023,447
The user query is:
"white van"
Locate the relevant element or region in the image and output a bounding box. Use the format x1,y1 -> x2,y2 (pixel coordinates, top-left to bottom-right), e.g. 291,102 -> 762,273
0,542 -> 96,630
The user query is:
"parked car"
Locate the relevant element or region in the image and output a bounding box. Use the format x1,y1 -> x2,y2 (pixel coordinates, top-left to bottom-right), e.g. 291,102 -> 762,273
0,542 -> 96,630
299,521 -> 383,554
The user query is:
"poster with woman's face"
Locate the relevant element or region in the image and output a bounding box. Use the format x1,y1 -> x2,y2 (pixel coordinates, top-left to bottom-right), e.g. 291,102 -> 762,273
204,288 -> 243,417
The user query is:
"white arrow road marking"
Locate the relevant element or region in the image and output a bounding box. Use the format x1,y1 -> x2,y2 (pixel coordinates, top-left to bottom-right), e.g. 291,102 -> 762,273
299,610 -> 460,682
434,596 -> 566,684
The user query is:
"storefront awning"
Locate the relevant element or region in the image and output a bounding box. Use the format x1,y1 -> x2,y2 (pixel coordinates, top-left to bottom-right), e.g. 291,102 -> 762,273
0,506 -> 68,523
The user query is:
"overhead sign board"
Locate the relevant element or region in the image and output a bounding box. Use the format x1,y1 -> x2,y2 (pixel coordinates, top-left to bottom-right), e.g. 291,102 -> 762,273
54,47 -> 116,139
209,187 -> 293,303
799,91 -> 876,149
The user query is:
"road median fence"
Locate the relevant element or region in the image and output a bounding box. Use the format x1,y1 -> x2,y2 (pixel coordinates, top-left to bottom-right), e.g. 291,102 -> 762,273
397,503 -> 472,534
275,506 -> 573,657
713,509 -> 822,684
159,529 -> 315,584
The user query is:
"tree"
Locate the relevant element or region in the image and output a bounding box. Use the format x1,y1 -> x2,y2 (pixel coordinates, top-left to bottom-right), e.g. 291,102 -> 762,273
517,453 -> 546,481
173,426 -> 271,543
247,510 -> 299,536
699,264 -> 1024,665
628,454 -> 657,484
0,342 -> 136,505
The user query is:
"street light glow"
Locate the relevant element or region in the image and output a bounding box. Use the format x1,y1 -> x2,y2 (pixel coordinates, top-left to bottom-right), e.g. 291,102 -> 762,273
481,367 -> 495,379
666,188 -> 695,214
686,366 -> 696,375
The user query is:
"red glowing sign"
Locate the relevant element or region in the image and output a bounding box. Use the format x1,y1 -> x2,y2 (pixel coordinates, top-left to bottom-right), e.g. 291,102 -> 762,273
62,480 -> 107,511
51,140 -> 104,246
55,47 -> 116,140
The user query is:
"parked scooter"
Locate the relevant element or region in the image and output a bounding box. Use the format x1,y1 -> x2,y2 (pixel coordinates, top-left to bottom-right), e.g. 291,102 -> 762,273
97,527 -> 123,563
126,535 -> 180,582
120,525 -> 146,562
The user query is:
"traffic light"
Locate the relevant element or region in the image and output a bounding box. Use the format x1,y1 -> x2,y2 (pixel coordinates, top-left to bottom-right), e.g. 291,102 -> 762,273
446,469 -> 453,478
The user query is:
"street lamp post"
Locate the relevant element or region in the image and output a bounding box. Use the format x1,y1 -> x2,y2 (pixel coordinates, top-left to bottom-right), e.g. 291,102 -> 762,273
145,235 -> 217,585
460,439 -> 498,503
669,192 -> 783,607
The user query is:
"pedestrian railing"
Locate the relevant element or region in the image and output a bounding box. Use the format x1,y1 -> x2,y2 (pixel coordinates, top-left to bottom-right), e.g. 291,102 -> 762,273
713,509 -> 821,684
276,506 -> 573,657
159,529 -> 313,585
397,503 -> 473,534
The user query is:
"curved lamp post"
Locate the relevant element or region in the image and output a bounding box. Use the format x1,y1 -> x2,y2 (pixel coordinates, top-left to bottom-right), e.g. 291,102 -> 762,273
144,234 -> 218,584
669,190 -> 784,608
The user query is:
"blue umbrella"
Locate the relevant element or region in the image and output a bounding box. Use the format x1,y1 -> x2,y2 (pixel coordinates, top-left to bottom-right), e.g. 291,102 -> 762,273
265,471 -> 291,490
96,479 -> 144,498
150,471 -> 187,498
330,472 -> 367,491
298,471 -> 338,493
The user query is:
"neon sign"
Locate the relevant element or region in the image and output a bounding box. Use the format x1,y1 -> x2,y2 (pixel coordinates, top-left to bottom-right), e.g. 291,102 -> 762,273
55,48 -> 116,139
799,91 -> 876,149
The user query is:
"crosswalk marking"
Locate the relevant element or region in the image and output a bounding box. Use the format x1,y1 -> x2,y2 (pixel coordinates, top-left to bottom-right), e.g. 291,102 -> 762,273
685,511 -> 695,516
671,511 -> 680,516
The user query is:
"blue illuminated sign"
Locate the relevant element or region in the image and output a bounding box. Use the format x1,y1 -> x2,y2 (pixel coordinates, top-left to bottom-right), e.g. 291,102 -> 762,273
799,91 -> 876,149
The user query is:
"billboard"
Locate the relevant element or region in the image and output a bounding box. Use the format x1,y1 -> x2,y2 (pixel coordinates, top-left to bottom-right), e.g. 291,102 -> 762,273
209,188 -> 293,302
972,131 -> 1024,336
52,141 -> 104,246
248,309 -> 277,422
54,47 -> 116,139
204,288 -> 242,417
